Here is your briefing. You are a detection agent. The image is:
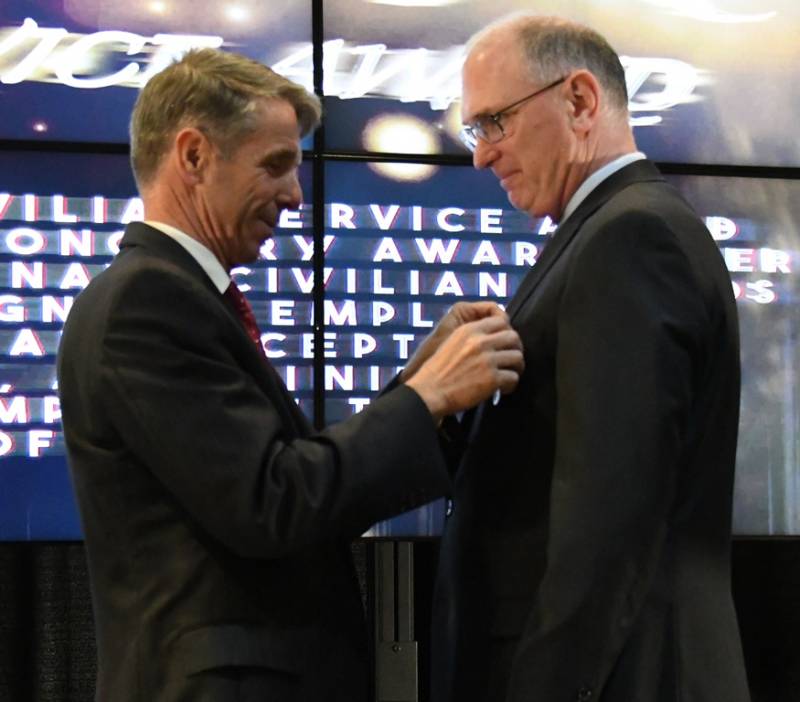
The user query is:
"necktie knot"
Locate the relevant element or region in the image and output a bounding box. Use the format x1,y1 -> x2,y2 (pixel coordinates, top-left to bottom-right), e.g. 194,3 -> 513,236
224,282 -> 265,355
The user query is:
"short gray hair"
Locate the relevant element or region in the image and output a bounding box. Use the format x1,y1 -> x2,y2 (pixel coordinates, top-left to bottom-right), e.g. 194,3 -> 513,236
471,14 -> 629,113
130,48 -> 321,189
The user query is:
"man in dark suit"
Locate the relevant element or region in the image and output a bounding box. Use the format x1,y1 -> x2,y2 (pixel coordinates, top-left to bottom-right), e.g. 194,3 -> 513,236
57,48 -> 523,702
425,14 -> 751,702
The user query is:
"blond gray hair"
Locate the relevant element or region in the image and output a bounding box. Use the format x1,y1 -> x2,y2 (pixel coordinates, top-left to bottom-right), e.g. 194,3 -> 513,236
130,48 -> 321,188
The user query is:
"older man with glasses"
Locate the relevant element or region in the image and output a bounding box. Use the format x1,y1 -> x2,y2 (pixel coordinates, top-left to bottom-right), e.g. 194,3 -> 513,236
428,12 -> 751,702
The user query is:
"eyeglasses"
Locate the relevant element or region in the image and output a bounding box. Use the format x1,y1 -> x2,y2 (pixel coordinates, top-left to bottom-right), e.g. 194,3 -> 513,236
459,76 -> 568,152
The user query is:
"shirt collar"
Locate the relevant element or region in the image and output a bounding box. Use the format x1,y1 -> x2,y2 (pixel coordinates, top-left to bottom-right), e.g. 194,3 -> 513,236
144,220 -> 230,294
559,151 -> 647,226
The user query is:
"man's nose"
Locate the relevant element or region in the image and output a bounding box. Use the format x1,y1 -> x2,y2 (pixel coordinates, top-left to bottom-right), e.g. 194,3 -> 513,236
280,173 -> 303,211
472,138 -> 498,170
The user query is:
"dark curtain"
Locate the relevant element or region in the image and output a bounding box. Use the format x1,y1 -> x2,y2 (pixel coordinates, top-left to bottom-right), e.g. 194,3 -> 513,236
0,539 -> 797,702
0,541 -> 370,702
0,543 -> 95,702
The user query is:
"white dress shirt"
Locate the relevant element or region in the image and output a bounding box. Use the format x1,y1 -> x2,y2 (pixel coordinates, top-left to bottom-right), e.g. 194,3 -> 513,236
144,220 -> 230,294
559,151 -> 646,226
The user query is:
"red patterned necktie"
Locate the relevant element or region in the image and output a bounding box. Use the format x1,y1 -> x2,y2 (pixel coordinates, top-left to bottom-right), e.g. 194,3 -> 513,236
224,282 -> 265,356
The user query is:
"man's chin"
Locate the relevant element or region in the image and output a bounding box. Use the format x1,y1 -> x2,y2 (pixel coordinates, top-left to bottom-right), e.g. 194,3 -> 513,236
506,189 -> 529,214
507,190 -> 550,220
231,242 -> 263,267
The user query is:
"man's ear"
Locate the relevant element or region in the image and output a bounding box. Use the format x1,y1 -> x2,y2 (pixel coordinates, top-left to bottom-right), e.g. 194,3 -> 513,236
565,70 -> 601,136
174,127 -> 212,185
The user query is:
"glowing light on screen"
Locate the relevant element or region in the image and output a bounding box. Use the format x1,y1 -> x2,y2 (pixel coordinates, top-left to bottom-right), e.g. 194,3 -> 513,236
367,0 -> 465,5
148,1 -> 167,14
31,121 -> 48,133
643,0 -> 776,23
363,114 -> 440,181
442,103 -> 468,151
367,161 -> 438,182
224,5 -> 251,23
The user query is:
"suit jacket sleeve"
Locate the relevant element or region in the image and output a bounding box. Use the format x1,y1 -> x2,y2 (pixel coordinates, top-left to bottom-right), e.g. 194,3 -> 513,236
96,266 -> 451,559
508,210 -> 709,696
381,373 -> 465,479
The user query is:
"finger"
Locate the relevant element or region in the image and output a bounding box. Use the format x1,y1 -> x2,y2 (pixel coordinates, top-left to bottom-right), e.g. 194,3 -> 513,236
451,301 -> 505,323
468,301 -> 506,319
467,314 -> 513,335
492,348 -> 525,374
495,368 -> 521,395
484,328 -> 523,352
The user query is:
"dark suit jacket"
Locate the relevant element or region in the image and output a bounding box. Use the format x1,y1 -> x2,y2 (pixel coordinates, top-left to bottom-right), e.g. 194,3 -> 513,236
57,222 -> 451,702
431,160 -> 751,702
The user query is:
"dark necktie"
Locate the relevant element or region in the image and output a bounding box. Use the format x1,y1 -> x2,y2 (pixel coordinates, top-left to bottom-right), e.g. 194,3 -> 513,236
224,282 -> 265,356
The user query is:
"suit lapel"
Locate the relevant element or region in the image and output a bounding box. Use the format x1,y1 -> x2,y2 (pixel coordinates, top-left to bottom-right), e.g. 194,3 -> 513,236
504,206 -> 583,320
217,292 -> 312,435
120,223 -> 311,437
505,159 -> 665,321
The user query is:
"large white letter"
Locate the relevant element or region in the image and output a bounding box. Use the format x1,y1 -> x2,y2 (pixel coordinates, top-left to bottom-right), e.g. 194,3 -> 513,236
0,19 -> 67,84
55,31 -> 147,89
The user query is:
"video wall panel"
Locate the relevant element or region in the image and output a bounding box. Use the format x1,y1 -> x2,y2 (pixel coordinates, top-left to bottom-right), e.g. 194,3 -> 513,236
321,160 -> 547,423
669,175 -> 800,535
0,153 -> 313,538
315,164 -> 800,537
322,0 -> 800,167
321,160 -> 549,536
0,1 -> 312,143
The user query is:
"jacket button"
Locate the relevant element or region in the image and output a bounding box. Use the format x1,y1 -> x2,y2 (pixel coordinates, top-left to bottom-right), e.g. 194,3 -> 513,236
445,499 -> 454,517
577,687 -> 593,701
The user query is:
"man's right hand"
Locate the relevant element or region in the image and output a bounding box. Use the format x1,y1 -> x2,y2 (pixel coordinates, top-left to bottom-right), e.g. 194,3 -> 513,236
400,301 -> 508,383
405,313 -> 524,422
